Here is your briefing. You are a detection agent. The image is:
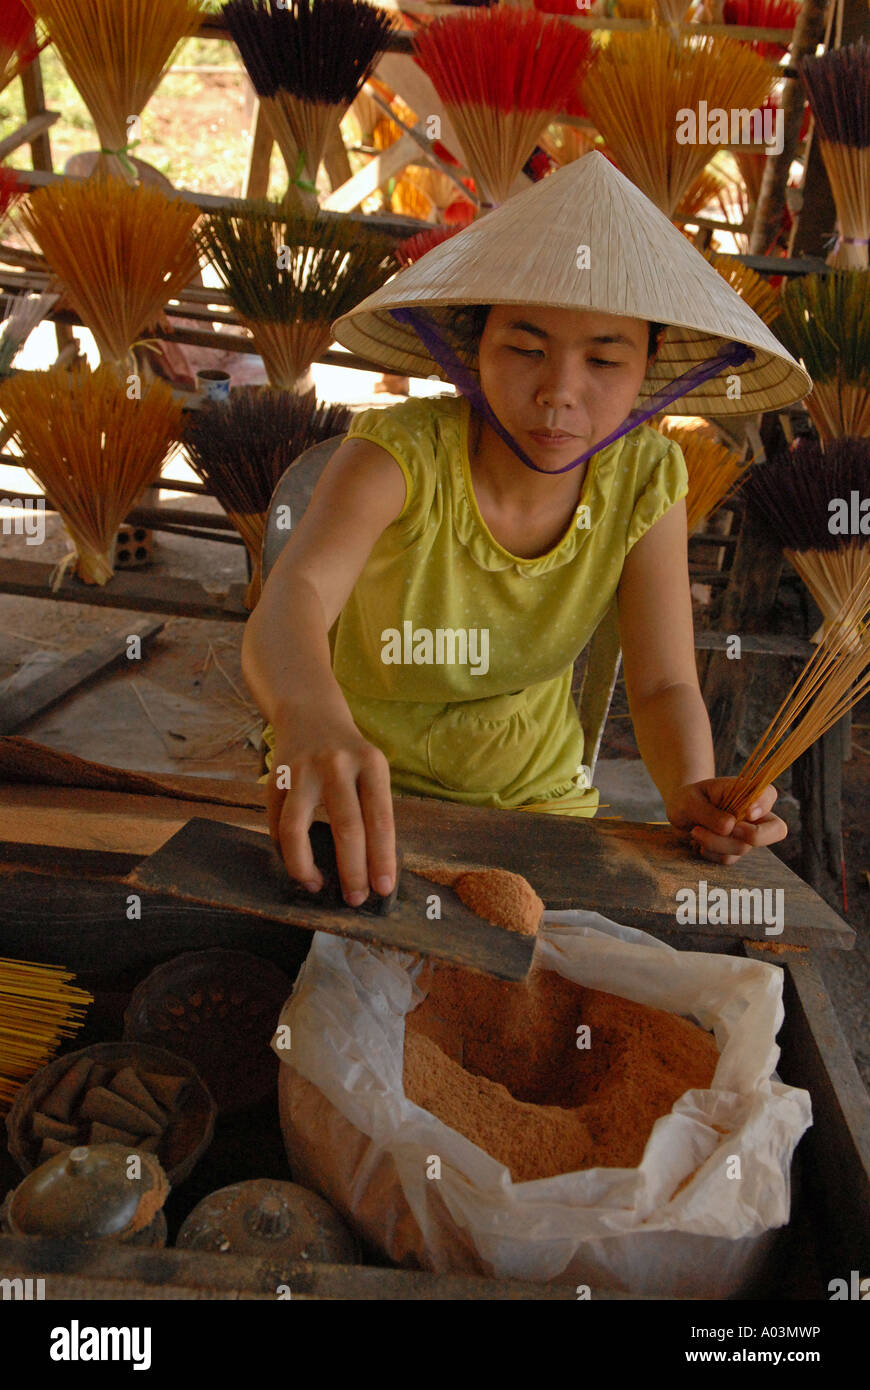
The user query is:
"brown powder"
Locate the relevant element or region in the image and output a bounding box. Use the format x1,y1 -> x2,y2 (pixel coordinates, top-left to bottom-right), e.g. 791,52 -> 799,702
410,864 -> 544,936
403,962 -> 719,1182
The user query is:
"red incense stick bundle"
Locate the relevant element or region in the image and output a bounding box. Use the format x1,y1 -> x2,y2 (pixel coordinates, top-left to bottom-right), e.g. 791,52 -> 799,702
412,7 -> 593,207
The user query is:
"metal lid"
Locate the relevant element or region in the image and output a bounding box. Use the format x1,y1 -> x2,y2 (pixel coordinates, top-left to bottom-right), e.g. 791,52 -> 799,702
176,1179 -> 358,1262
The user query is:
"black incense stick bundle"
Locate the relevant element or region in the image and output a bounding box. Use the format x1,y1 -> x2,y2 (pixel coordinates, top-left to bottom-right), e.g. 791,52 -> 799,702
800,39 -> 870,269
743,437 -> 870,635
222,0 -> 395,201
183,386 -> 351,607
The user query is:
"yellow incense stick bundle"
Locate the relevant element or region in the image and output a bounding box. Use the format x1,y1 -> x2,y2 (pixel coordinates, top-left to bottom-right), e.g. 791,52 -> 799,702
582,28 -> 776,219
25,0 -> 206,177
0,362 -> 184,585
658,421 -> 748,533
14,178 -> 201,368
0,957 -> 91,1112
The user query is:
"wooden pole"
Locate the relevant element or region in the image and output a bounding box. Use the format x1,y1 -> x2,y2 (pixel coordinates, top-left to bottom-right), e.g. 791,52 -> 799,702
749,0 -> 831,255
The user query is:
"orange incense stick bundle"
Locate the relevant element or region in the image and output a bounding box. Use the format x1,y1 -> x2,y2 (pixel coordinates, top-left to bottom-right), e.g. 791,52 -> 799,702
14,178 -> 201,369
658,421 -> 748,534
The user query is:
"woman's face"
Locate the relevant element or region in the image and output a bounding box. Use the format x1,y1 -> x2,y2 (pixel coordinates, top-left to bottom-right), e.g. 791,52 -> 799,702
477,305 -> 654,470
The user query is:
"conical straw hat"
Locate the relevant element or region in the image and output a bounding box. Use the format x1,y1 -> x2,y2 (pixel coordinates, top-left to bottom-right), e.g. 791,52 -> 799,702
333,151 -> 810,416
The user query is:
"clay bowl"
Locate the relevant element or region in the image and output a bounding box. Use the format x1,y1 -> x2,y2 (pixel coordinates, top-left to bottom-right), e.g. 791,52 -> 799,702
6,1042 -> 216,1187
123,949 -> 292,1113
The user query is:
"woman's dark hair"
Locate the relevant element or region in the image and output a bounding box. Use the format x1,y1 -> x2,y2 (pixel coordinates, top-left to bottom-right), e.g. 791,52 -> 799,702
444,305 -> 665,361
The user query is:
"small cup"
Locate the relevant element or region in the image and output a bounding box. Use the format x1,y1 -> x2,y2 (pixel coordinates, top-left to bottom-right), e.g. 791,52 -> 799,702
195,368 -> 231,402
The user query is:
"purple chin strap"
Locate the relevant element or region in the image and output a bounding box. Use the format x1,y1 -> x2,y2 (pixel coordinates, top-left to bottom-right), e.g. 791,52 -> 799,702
389,306 -> 755,476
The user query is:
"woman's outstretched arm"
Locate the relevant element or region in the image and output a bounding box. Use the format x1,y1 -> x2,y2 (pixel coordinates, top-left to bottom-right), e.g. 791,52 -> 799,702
616,497 -> 786,864
242,437 -> 406,900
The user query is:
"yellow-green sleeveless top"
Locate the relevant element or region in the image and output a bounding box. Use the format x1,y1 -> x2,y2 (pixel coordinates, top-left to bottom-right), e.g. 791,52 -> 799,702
263,392 -> 687,817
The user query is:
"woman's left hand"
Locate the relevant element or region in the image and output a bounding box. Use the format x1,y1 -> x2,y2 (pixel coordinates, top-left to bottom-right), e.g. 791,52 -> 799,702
666,779 -> 787,865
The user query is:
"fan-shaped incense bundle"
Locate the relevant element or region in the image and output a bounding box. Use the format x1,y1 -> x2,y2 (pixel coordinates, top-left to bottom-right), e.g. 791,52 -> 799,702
800,39 -> 870,270
183,387 -> 351,607
0,957 -> 91,1112
412,7 -> 593,207
222,0 -> 395,202
718,569 -> 870,819
0,0 -> 42,97
24,0 -> 206,181
704,249 -> 780,324
14,178 -> 201,369
775,270 -> 870,441
658,421 -> 748,532
722,0 -> 801,61
0,362 -> 184,585
582,28 -> 776,218
742,438 -> 870,634
197,202 -> 396,390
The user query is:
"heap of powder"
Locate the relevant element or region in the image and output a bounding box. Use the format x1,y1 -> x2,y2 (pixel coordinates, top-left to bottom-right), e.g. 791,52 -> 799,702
410,864 -> 543,936
403,962 -> 719,1182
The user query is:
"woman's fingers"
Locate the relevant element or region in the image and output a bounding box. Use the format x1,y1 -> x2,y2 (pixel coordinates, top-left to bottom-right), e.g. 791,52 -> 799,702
273,763 -> 326,890
320,762 -> 371,905
357,748 -> 397,896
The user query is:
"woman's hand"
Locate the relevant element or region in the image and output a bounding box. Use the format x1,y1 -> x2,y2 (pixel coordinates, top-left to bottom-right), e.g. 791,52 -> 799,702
267,712 -> 397,906
666,779 -> 787,865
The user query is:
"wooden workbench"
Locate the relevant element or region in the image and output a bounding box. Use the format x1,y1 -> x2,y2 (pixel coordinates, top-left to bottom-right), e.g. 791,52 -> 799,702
1,738 -> 866,1300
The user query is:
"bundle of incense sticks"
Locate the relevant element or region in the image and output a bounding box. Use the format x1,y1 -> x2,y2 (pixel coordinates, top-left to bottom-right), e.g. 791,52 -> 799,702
24,0 -> 206,182
582,27 -> 776,219
658,421 -> 748,533
411,6 -> 593,207
704,249 -> 780,325
222,0 -> 395,207
800,39 -> 870,270
0,362 -> 184,585
196,201 -> 397,390
719,569 -> 870,819
742,438 -> 870,637
14,177 -> 201,370
775,270 -> 870,442
182,387 -> 351,607
722,0 -> 801,61
0,957 -> 91,1112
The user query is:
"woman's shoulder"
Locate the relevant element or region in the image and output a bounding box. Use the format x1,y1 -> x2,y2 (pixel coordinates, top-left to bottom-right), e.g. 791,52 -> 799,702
345,391 -> 463,460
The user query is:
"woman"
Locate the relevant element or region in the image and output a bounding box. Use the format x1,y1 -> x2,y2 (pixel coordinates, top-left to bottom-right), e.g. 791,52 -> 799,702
242,153 -> 811,906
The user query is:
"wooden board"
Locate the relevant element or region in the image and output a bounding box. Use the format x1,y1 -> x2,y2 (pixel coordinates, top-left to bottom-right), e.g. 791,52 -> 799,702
126,818 -> 538,981
0,778 -> 854,952
0,619 -> 164,734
